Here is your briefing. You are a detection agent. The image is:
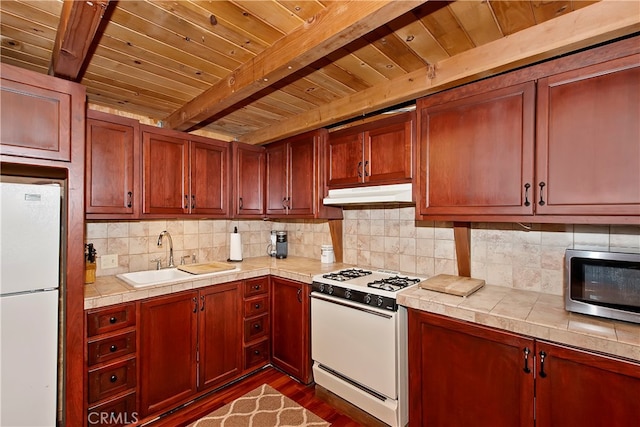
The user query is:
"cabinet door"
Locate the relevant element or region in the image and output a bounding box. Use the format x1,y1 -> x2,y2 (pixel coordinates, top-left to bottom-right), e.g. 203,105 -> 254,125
408,310 -> 534,427
265,142 -> 288,216
233,142 -> 265,217
86,112 -> 139,217
365,112 -> 414,185
287,135 -> 316,216
536,55 -> 640,216
142,130 -> 189,215
190,139 -> 229,216
139,291 -> 198,416
198,282 -> 242,391
0,63 -> 81,162
270,277 -> 312,384
418,81 -> 535,216
327,130 -> 364,187
535,340 -> 640,427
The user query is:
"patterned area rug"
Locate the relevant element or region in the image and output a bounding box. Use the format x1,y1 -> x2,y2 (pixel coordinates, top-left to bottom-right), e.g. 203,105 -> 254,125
187,384 -> 330,427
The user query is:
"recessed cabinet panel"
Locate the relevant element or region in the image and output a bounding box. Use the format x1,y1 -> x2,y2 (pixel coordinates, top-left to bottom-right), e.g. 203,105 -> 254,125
328,132 -> 363,186
190,140 -> 229,216
233,142 -> 265,218
418,82 -> 536,216
287,137 -> 316,216
536,55 -> 640,216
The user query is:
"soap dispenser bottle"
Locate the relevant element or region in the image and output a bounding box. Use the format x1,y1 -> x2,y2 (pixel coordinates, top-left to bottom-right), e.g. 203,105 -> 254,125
85,243 -> 97,284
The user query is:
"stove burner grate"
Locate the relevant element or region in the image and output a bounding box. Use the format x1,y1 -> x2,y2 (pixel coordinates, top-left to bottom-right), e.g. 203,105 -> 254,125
322,268 -> 372,282
367,276 -> 422,291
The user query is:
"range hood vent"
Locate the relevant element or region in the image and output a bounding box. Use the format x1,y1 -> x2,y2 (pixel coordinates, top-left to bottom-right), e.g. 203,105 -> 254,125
323,183 -> 413,205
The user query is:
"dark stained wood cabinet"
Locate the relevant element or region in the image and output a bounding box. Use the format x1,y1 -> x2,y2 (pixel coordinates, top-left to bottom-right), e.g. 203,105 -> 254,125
417,81 -> 536,217
141,125 -> 229,217
86,110 -> 140,219
86,303 -> 138,427
328,111 -> 415,188
139,283 -> 242,417
243,277 -> 270,371
270,277 -> 312,384
535,340 -> 640,427
265,129 -> 341,219
232,142 -> 265,218
139,291 -> 198,417
408,309 -> 640,427
408,309 -> 534,427
535,54 -> 640,217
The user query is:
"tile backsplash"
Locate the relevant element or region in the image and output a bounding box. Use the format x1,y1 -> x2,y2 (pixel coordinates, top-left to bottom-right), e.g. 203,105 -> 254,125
87,207 -> 640,296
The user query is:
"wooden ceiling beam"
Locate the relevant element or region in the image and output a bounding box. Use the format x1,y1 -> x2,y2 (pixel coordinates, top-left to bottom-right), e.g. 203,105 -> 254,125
238,0 -> 640,145
162,0 -> 426,132
50,0 -> 111,80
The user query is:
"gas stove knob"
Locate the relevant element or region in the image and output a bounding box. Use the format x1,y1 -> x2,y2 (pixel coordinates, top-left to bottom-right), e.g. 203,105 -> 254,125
364,294 -> 372,304
344,289 -> 352,299
319,283 -> 325,293
327,285 -> 334,295
376,296 -> 384,307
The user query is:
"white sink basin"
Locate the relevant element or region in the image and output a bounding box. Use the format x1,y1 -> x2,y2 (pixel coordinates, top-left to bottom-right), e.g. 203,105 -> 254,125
117,265 -> 239,288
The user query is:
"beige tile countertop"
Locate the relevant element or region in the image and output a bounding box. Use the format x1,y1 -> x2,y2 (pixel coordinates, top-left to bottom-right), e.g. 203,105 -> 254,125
84,256 -> 352,310
398,285 -> 640,362
85,257 -> 640,362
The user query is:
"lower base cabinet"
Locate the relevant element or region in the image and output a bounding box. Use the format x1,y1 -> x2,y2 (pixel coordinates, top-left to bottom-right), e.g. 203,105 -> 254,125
408,309 -> 640,427
270,277 -> 312,384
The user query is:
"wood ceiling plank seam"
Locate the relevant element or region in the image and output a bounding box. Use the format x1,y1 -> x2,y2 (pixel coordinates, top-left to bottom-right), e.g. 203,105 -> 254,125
247,97 -> 306,117
483,0 -> 506,39
362,25 -> 430,73
297,65 -> 358,98
232,104 -> 288,124
160,1 -> 270,55
0,56 -> 49,74
531,1 -> 573,23
1,1 -> 62,29
90,43 -> 215,91
386,11 -> 451,65
339,42 -> 405,80
277,78 -> 342,104
198,0 -> 287,45
259,88 -> 320,111
237,0 -> 640,144
0,7 -> 59,40
444,3 -> 480,49
276,0 -> 327,21
99,23 -> 232,80
230,0 -> 305,33
109,5 -> 244,73
82,64 -> 200,105
324,48 -> 389,86
0,48 -> 50,70
13,0 -> 63,18
1,23 -> 55,51
163,0 -> 426,131
83,80 -> 184,112
311,56 -> 373,92
132,0 -> 257,66
418,5 -> 476,56
488,0 -> 538,36
1,32 -> 52,60
84,54 -> 204,99
447,0 -> 504,47
87,95 -> 176,120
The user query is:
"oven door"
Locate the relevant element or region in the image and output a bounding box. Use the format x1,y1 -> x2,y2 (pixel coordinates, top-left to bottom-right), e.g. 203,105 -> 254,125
311,292 -> 398,398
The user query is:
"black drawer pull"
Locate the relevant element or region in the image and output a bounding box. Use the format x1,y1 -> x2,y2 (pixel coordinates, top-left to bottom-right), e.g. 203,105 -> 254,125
254,303 -> 261,309
109,317 -> 117,324
539,351 -> 548,378
254,350 -> 260,355
523,347 -> 531,374
524,183 -> 531,207
253,323 -> 261,329
110,344 -> 118,353
254,285 -> 261,290
110,375 -> 118,383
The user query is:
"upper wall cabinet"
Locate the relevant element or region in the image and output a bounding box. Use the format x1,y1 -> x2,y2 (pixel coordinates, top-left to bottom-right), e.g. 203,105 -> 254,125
265,129 -> 341,219
327,111 -> 415,188
232,142 -> 265,218
416,38 -> 640,224
535,54 -> 640,217
1,63 -> 85,163
141,125 -> 229,218
417,82 -> 535,217
86,110 -> 140,219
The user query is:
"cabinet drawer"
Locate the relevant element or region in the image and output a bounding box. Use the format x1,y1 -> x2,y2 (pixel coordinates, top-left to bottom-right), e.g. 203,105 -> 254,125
244,339 -> 269,369
88,331 -> 136,366
87,303 -> 136,337
244,277 -> 268,297
88,358 -> 136,404
244,295 -> 269,317
244,314 -> 269,342
87,392 -> 137,427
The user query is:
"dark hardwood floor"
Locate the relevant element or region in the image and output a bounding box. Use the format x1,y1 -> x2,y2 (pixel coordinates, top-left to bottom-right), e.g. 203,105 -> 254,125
144,366 -> 388,427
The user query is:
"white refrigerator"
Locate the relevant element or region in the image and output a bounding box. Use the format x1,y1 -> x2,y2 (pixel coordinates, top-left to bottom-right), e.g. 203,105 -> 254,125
0,181 -> 61,427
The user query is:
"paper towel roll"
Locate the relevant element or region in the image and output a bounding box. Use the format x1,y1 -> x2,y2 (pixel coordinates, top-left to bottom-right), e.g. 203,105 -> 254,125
229,233 -> 243,261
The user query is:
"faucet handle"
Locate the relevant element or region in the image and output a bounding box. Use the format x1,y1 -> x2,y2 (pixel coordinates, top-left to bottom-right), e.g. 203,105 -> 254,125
150,258 -> 162,270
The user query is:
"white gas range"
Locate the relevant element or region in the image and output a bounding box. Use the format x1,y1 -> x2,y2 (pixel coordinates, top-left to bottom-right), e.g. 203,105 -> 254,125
310,268 -> 426,427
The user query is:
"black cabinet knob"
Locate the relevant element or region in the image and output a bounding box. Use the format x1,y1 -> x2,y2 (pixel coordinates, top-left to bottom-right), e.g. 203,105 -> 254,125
110,344 -> 117,353
110,375 -> 118,383
109,317 -> 117,324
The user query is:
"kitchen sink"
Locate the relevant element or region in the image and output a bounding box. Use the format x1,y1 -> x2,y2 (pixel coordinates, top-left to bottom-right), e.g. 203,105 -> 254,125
117,264 -> 239,288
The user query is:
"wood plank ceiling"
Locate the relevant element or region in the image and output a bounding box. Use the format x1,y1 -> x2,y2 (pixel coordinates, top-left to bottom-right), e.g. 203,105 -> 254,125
1,0 -> 638,144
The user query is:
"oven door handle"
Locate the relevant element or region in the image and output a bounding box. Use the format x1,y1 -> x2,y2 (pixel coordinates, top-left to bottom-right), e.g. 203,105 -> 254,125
311,293 -> 393,319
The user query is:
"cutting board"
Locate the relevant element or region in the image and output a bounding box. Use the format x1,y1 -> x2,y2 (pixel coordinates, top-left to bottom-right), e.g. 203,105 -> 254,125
419,274 -> 485,297
178,262 -> 237,275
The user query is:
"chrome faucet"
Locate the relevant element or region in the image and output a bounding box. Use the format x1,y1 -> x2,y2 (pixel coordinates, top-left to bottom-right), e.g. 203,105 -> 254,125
157,230 -> 175,268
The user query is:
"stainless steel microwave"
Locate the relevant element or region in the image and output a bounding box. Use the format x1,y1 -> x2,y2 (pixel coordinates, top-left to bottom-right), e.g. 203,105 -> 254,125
565,249 -> 640,324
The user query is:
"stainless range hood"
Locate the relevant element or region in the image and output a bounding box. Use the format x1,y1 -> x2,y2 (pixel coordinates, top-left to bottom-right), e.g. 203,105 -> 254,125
323,183 -> 413,205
